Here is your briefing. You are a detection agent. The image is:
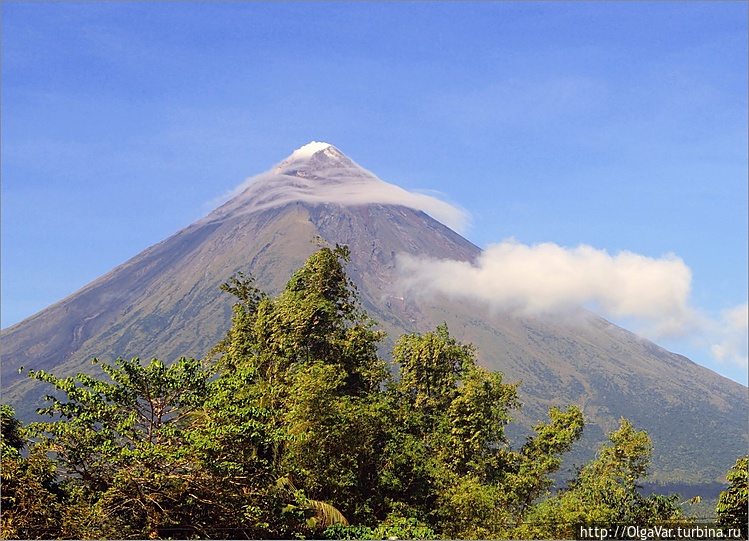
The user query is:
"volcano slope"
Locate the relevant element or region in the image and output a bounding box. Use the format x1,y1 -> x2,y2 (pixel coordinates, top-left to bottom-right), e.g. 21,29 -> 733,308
2,143 -> 746,491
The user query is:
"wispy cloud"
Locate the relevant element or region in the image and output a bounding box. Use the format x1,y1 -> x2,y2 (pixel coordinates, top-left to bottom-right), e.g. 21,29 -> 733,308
397,239 -> 748,371
709,302 -> 748,369
207,154 -> 470,233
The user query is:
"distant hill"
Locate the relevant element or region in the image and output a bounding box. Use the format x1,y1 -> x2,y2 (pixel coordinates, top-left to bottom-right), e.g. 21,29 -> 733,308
2,142 -> 746,491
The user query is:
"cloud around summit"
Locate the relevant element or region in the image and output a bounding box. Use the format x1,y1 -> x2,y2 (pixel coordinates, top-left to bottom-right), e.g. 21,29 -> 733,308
210,153 -> 470,233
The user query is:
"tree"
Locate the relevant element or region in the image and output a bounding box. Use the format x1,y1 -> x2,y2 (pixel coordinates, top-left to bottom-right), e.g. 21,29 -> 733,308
1,405 -> 62,539
390,324 -> 522,477
516,418 -> 684,539
1,405 -> 25,451
213,245 -> 390,531
187,360 -> 294,539
17,246 -> 382,539
503,405 -> 585,518
26,357 -> 220,539
384,324 -> 585,538
383,325 -> 517,529
23,356 -> 302,539
716,456 -> 748,537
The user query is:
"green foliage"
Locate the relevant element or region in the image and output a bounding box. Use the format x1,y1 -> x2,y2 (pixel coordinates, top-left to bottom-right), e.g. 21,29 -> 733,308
323,515 -> 437,540
716,456 -> 748,537
502,405 -> 585,518
515,419 -> 685,539
212,270 -> 266,371
8,246 -> 688,540
1,405 -> 25,451
26,357 -> 220,538
211,245 -> 390,529
384,324 -> 520,532
385,324 -> 586,538
1,406 -> 62,539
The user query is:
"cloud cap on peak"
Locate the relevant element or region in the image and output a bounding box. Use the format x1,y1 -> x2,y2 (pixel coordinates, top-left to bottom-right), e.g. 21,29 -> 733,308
207,144 -> 470,233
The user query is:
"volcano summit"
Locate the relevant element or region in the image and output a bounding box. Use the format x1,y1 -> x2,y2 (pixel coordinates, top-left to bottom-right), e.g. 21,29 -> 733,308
2,142 -> 746,491
204,142 -> 466,231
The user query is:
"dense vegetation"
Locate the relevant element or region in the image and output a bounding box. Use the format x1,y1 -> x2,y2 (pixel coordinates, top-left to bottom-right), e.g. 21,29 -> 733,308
1,247 -> 744,539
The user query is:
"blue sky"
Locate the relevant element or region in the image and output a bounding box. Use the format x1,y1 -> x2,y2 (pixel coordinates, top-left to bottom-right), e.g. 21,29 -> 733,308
2,2 -> 747,384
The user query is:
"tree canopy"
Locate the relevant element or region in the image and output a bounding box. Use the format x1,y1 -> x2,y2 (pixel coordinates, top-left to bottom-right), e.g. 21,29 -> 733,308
2,246 -> 699,539
716,455 -> 748,538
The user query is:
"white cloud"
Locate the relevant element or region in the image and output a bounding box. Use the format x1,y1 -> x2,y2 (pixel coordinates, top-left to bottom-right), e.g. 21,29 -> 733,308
397,239 -> 696,335
396,239 -> 748,374
207,150 -> 469,233
710,302 -> 748,368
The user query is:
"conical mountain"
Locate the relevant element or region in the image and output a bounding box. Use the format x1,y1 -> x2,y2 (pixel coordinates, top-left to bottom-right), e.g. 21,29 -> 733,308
2,143 -> 746,493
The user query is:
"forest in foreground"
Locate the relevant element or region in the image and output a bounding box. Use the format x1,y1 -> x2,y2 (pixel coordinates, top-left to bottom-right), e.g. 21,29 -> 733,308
2,246 -> 746,540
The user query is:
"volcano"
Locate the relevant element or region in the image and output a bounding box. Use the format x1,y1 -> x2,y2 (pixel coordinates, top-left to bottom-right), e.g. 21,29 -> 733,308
2,142 -> 746,491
